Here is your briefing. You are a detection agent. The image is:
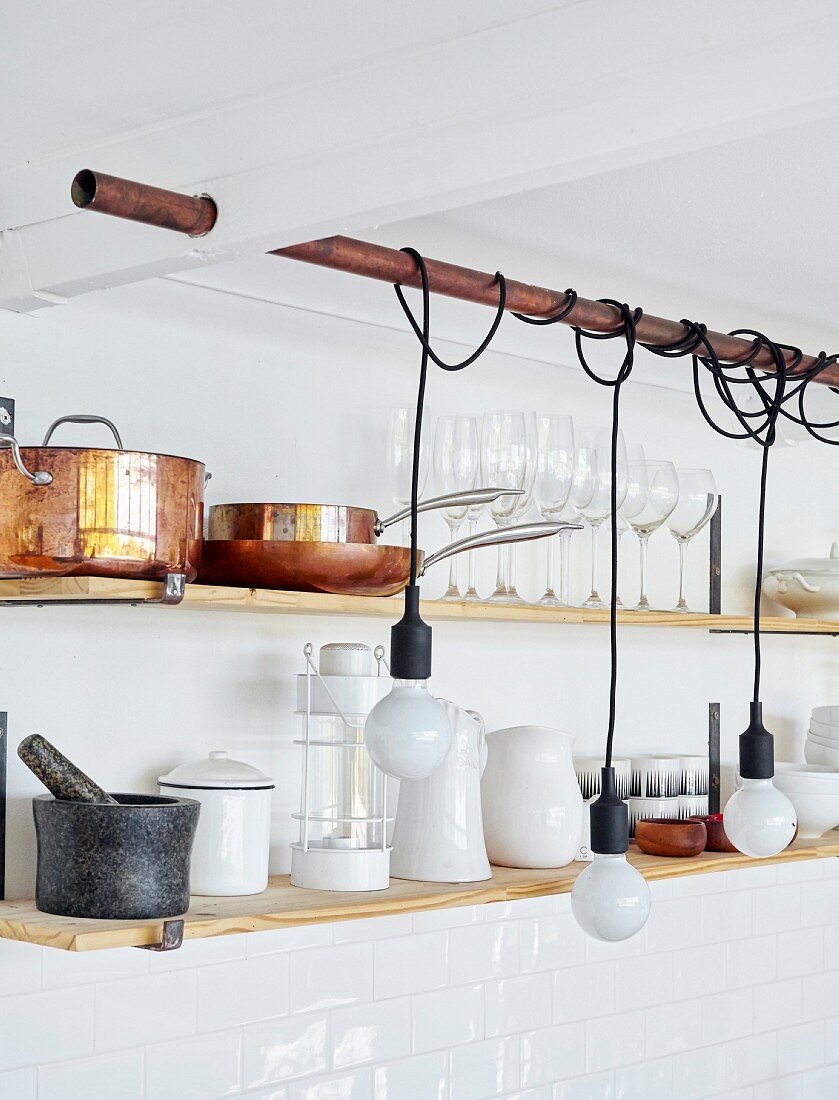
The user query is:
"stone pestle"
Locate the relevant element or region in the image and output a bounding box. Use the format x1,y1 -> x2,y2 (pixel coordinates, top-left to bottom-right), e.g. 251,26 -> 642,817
17,735 -> 119,805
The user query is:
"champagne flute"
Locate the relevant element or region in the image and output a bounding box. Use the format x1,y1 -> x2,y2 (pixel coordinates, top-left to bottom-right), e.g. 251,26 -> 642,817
481,410 -> 531,603
432,415 -> 479,601
621,461 -> 680,610
666,468 -> 718,613
570,427 -> 628,609
534,414 -> 575,606
387,405 -> 430,544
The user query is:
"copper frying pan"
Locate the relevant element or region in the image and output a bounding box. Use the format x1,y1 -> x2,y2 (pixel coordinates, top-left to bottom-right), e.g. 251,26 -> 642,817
197,522 -> 581,596
207,488 -> 520,544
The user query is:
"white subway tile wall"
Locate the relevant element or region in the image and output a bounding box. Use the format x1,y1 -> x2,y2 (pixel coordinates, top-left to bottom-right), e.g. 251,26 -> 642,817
2,860 -> 839,1098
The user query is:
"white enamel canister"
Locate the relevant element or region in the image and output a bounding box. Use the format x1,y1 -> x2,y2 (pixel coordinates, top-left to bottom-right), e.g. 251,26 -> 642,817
159,751 -> 274,896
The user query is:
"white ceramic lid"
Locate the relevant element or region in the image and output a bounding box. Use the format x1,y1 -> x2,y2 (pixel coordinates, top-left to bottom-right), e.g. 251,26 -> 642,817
159,751 -> 274,790
768,542 -> 839,575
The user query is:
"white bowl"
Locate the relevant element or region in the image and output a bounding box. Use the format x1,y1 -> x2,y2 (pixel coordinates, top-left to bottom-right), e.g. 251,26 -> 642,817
774,762 -> 839,793
805,739 -> 839,768
807,729 -> 839,749
771,781 -> 839,838
809,716 -> 839,739
811,706 -> 839,725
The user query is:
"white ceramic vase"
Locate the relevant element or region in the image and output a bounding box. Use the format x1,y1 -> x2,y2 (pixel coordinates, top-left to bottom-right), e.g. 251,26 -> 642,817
481,725 -> 582,868
390,701 -> 491,883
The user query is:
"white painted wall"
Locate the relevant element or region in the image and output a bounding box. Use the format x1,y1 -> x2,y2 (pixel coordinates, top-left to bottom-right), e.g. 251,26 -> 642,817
1,277 -> 837,898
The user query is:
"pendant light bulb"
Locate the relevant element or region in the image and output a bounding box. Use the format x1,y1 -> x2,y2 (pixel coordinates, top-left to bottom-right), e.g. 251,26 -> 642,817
571,768 -> 650,942
364,678 -> 452,781
723,703 -> 796,859
364,585 -> 452,780
571,853 -> 651,943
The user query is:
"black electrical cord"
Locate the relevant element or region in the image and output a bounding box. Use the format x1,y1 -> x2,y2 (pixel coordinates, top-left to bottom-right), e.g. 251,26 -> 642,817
393,248 -> 507,586
570,301 -> 641,769
678,321 -> 788,701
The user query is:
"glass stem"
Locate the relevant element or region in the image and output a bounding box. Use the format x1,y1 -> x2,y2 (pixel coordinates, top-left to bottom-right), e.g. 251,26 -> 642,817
495,535 -> 507,594
445,520 -> 461,595
507,544 -> 517,594
637,534 -> 650,609
465,518 -> 478,595
558,529 -> 572,606
589,523 -> 600,599
677,538 -> 689,610
545,535 -> 556,596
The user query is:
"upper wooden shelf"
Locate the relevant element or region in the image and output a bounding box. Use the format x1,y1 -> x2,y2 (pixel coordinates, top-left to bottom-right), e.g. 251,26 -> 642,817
2,835 -> 837,952
0,575 -> 834,632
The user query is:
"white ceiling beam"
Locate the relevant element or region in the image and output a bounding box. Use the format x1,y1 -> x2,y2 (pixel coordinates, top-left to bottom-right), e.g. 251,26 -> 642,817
3,0 -> 839,312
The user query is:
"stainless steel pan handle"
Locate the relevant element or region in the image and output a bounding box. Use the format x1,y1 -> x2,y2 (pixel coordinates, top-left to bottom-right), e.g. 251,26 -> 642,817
378,487 -> 524,535
0,433 -> 53,485
42,414 -> 124,450
419,520 -> 582,576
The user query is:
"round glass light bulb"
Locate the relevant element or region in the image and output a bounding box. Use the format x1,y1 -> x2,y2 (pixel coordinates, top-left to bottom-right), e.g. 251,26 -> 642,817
571,853 -> 651,942
723,778 -> 797,858
364,679 -> 452,780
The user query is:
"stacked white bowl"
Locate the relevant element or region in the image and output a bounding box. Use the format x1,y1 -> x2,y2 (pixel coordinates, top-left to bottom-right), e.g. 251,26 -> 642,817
805,706 -> 839,768
773,763 -> 839,838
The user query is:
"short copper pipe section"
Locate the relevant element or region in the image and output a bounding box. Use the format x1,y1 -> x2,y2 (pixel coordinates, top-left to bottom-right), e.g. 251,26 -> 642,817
71,169 -> 217,237
70,170 -> 838,385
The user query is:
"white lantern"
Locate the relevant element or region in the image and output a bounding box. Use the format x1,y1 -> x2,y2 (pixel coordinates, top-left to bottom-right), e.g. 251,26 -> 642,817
290,642 -> 393,891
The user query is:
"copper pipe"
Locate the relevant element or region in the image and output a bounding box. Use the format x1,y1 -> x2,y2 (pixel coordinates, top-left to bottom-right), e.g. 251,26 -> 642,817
71,170 -> 217,237
276,237 -> 838,385
71,170 -> 838,386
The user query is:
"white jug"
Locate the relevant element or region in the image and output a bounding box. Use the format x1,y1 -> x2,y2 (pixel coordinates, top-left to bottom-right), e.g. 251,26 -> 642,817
481,725 -> 582,868
390,701 -> 491,883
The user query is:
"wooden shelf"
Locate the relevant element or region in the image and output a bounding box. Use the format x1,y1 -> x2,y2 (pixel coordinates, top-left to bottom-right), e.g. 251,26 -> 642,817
0,576 -> 834,632
2,835 -> 837,952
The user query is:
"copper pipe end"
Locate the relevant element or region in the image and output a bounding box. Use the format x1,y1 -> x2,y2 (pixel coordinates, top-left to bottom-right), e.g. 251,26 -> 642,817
71,169 -> 217,237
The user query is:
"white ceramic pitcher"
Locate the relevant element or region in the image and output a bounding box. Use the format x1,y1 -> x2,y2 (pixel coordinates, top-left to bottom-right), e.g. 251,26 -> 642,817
390,701 -> 491,883
481,725 -> 582,868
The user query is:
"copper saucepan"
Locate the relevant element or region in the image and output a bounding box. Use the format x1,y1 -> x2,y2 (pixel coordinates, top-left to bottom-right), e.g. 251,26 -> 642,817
0,415 -> 206,581
198,522 -> 581,596
207,488 -> 521,545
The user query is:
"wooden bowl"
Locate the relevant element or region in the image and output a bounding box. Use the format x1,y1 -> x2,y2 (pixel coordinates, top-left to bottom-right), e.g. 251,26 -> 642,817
687,813 -> 738,853
635,817 -> 708,857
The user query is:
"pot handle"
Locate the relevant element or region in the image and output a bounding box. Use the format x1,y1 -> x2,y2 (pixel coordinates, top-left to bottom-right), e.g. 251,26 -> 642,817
42,414 -> 124,450
0,433 -> 53,485
419,520 -> 582,576
378,487 -> 524,534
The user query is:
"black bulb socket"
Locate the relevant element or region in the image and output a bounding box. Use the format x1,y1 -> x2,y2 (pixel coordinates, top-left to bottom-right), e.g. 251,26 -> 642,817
738,701 -> 776,780
589,767 -> 630,855
389,585 -> 432,680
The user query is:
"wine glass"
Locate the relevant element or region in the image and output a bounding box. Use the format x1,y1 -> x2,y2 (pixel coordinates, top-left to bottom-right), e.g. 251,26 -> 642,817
481,410 -> 532,603
504,411 -> 538,605
621,460 -> 680,610
570,427 -> 628,609
433,415 -> 479,601
534,414 -> 575,606
387,405 -> 430,544
666,468 -> 718,613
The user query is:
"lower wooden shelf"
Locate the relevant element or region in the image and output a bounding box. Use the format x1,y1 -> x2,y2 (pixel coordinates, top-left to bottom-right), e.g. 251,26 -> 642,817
0,575 -> 834,631
2,834 -> 837,953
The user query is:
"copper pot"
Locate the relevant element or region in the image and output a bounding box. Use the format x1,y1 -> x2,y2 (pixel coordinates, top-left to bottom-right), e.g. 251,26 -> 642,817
0,415 -> 205,581
207,488 -> 522,545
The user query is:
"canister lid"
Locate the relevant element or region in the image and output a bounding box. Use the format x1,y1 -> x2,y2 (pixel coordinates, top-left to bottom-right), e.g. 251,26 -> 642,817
158,751 -> 274,790
319,642 -> 373,677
